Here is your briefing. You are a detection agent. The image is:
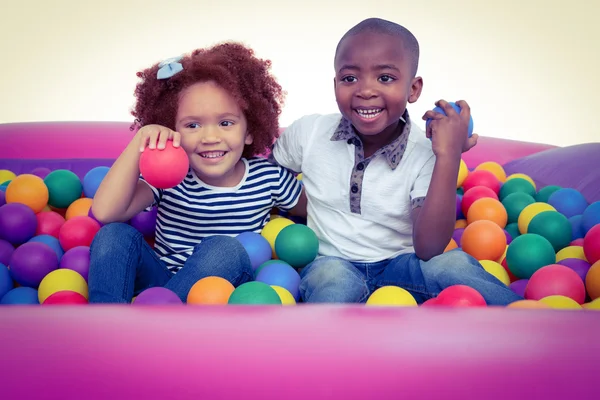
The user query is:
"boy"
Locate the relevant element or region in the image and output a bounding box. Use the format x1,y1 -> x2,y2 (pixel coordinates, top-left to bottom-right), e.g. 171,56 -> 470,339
271,18 -> 522,305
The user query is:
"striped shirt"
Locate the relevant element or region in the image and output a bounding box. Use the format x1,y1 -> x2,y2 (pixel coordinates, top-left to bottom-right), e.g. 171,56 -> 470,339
141,158 -> 302,272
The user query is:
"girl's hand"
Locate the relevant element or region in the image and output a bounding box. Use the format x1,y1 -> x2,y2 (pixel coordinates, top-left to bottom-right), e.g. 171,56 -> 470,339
136,124 -> 181,152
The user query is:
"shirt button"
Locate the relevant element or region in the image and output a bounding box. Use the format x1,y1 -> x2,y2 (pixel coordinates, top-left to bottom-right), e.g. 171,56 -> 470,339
351,185 -> 358,193
347,139 -> 353,145
357,163 -> 364,171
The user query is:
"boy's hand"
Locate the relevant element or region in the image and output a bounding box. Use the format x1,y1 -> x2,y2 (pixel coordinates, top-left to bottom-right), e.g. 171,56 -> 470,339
422,100 -> 478,158
136,124 -> 181,152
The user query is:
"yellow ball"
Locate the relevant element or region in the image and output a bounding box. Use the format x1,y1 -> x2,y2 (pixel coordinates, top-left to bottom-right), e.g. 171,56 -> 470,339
507,299 -> 550,309
518,202 -> 556,234
366,286 -> 417,306
296,173 -> 303,181
261,217 -> 295,256
496,245 -> 508,264
539,295 -> 582,309
38,269 -> 88,304
582,298 -> 600,310
506,173 -> 536,190
457,159 -> 468,188
475,161 -> 506,182
556,246 -> 587,263
480,260 -> 510,286
0,169 -> 16,185
271,285 -> 296,305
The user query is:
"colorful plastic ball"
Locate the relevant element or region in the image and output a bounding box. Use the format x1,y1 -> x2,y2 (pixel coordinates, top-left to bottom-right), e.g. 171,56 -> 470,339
456,187 -> 464,196
557,258 -> 591,283
525,264 -> 586,304
227,281 -> 282,305
38,269 -> 88,304
35,211 -> 65,238
535,185 -> 561,203
455,194 -> 463,219
187,276 -> 235,305
506,233 -> 556,279
455,219 -> 467,229
517,202 -> 556,234
547,188 -> 588,218
0,169 -> 16,185
556,246 -> 587,263
583,299 -> 600,310
5,173 -> 49,213
0,263 -> 13,300
509,279 -> 529,297
0,239 -> 14,266
475,161 -> 506,182
569,215 -> 585,240
59,246 -> 90,282
499,178 -> 536,201
538,295 -> 582,309
139,141 -> 189,189
82,166 -> 110,198
444,239 -> 458,252
260,217 -> 295,256
582,202 -> 600,235
586,260 -> 600,300
9,242 -> 59,287
480,260 -> 510,286
44,169 -> 83,209
462,169 -> 501,195
506,299 -> 550,309
134,287 -> 183,305
235,231 -> 272,271
0,181 -> 10,191
583,224 -> 600,265
0,190 -> 5,207
506,173 -> 536,190
457,160 -> 469,188
426,102 -> 474,137
270,285 -> 296,305
130,206 -> 158,238
65,197 -> 93,220
0,287 -> 39,305
0,203 -> 38,245
43,290 -> 88,305
461,186 -> 498,217
255,261 -> 301,301
504,222 -> 520,242
58,216 -> 101,251
571,238 -> 585,246
501,257 -> 518,282
527,211 -> 572,251
28,234 -> 65,261
452,228 -> 464,245
366,286 -> 418,306
502,192 -> 536,224
466,197 -> 507,228
460,220 -> 507,261
87,207 -> 104,227
434,285 -> 486,307
254,259 -> 288,279
274,224 -> 319,268
30,167 -> 52,179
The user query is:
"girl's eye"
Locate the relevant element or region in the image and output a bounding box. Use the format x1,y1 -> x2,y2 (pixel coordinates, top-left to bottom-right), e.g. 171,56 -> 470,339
186,123 -> 200,129
379,75 -> 395,83
341,76 -> 357,83
220,121 -> 234,127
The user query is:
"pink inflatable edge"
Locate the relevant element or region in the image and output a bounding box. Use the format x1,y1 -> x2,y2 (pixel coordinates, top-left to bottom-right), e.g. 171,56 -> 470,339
0,121 -> 556,167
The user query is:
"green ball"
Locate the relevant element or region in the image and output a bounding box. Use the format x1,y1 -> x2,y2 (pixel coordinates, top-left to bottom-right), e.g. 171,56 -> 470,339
456,187 -> 464,196
505,222 -> 521,242
535,185 -> 561,203
501,192 -> 536,224
499,178 -> 536,201
527,211 -> 572,252
227,281 -> 282,305
43,169 -> 83,209
506,233 -> 556,279
274,224 -> 319,268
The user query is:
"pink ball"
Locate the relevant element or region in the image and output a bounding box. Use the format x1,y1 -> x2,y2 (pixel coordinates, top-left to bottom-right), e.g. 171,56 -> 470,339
43,290 -> 88,305
139,141 -> 189,189
36,211 -> 66,238
434,285 -> 487,307
571,238 -> 585,246
525,264 -> 586,304
461,170 -> 501,195
583,224 -> 600,265
58,216 -> 101,251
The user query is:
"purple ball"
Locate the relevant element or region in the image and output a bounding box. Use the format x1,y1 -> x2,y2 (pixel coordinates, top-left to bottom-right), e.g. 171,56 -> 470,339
235,231 -> 272,270
0,239 -> 14,266
9,242 -> 59,288
30,167 -> 52,179
452,228 -> 465,247
130,206 -> 157,237
0,190 -> 5,207
557,258 -> 591,283
87,207 -> 104,227
509,279 -> 529,298
133,287 -> 182,305
503,229 -> 513,245
456,194 -> 464,220
0,203 -> 38,245
59,246 -> 90,282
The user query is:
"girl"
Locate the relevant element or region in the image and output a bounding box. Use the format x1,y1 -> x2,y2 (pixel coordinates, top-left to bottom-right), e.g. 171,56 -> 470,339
89,42 -> 306,303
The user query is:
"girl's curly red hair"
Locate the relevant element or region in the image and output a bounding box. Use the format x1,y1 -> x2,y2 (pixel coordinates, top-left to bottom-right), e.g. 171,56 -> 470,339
131,42 -> 285,158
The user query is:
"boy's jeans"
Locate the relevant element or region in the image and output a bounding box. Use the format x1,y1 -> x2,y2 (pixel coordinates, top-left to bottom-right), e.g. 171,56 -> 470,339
300,249 -> 523,306
88,223 -> 253,303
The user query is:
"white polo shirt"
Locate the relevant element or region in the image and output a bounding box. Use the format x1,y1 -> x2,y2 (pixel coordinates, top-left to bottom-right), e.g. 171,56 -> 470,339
272,112 -> 436,263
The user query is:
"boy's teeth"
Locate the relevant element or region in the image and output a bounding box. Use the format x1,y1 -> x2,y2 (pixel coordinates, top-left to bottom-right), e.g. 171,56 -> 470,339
201,151 -> 225,158
357,109 -> 382,118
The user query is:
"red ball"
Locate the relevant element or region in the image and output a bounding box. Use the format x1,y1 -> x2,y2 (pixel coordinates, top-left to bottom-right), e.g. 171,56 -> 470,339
524,264 -> 586,304
571,238 -> 585,247
58,216 -> 101,251
583,224 -> 600,265
462,170 -> 502,194
43,290 -> 88,305
461,186 -> 498,217
501,257 -> 518,283
36,211 -> 66,238
435,285 -> 487,307
139,141 -> 189,189
421,298 -> 440,306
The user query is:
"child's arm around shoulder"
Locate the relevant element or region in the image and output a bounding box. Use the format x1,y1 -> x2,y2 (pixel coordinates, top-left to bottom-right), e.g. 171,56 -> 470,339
411,100 -> 478,261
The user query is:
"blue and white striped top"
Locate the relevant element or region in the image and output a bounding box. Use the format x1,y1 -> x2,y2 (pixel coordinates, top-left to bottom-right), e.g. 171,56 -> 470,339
141,158 -> 302,272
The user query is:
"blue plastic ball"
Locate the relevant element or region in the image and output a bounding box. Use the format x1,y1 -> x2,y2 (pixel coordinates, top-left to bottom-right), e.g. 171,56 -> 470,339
28,234 -> 64,262
582,201 -> 600,235
0,263 -> 13,300
569,215 -> 585,240
235,231 -> 272,271
1,287 -> 39,305
426,102 -> 474,138
547,188 -> 588,218
83,166 -> 110,198
255,261 -> 301,301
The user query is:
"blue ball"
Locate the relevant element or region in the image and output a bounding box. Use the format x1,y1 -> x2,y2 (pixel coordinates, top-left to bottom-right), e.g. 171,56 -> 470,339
0,181 -> 10,192
547,188 -> 588,218
83,166 -> 110,198
28,234 -> 64,262
0,263 -> 13,300
255,261 -> 301,301
1,287 -> 39,305
235,232 -> 272,271
569,215 -> 585,240
426,102 -> 474,138
582,201 -> 600,235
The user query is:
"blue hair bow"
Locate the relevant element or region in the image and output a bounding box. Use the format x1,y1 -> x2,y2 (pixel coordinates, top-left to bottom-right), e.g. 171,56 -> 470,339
157,55 -> 183,79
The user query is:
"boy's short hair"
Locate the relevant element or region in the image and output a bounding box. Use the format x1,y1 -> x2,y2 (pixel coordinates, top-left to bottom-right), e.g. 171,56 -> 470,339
335,18 -> 420,77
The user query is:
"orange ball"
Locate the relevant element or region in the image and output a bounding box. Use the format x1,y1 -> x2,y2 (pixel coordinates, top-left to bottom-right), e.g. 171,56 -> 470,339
475,161 -> 507,182
585,260 -> 600,300
187,276 -> 235,305
5,174 -> 49,213
455,219 -> 467,229
507,299 -> 550,309
461,220 -> 507,261
467,197 -> 508,228
65,198 -> 93,220
444,239 -> 458,252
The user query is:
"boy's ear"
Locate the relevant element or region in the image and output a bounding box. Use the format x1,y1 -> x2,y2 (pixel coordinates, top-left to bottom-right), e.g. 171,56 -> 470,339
333,76 -> 337,90
408,76 -> 423,104
245,132 -> 254,145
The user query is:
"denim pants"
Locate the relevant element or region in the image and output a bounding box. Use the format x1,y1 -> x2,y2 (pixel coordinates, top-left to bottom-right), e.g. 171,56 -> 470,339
88,223 -> 253,303
299,249 -> 523,306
